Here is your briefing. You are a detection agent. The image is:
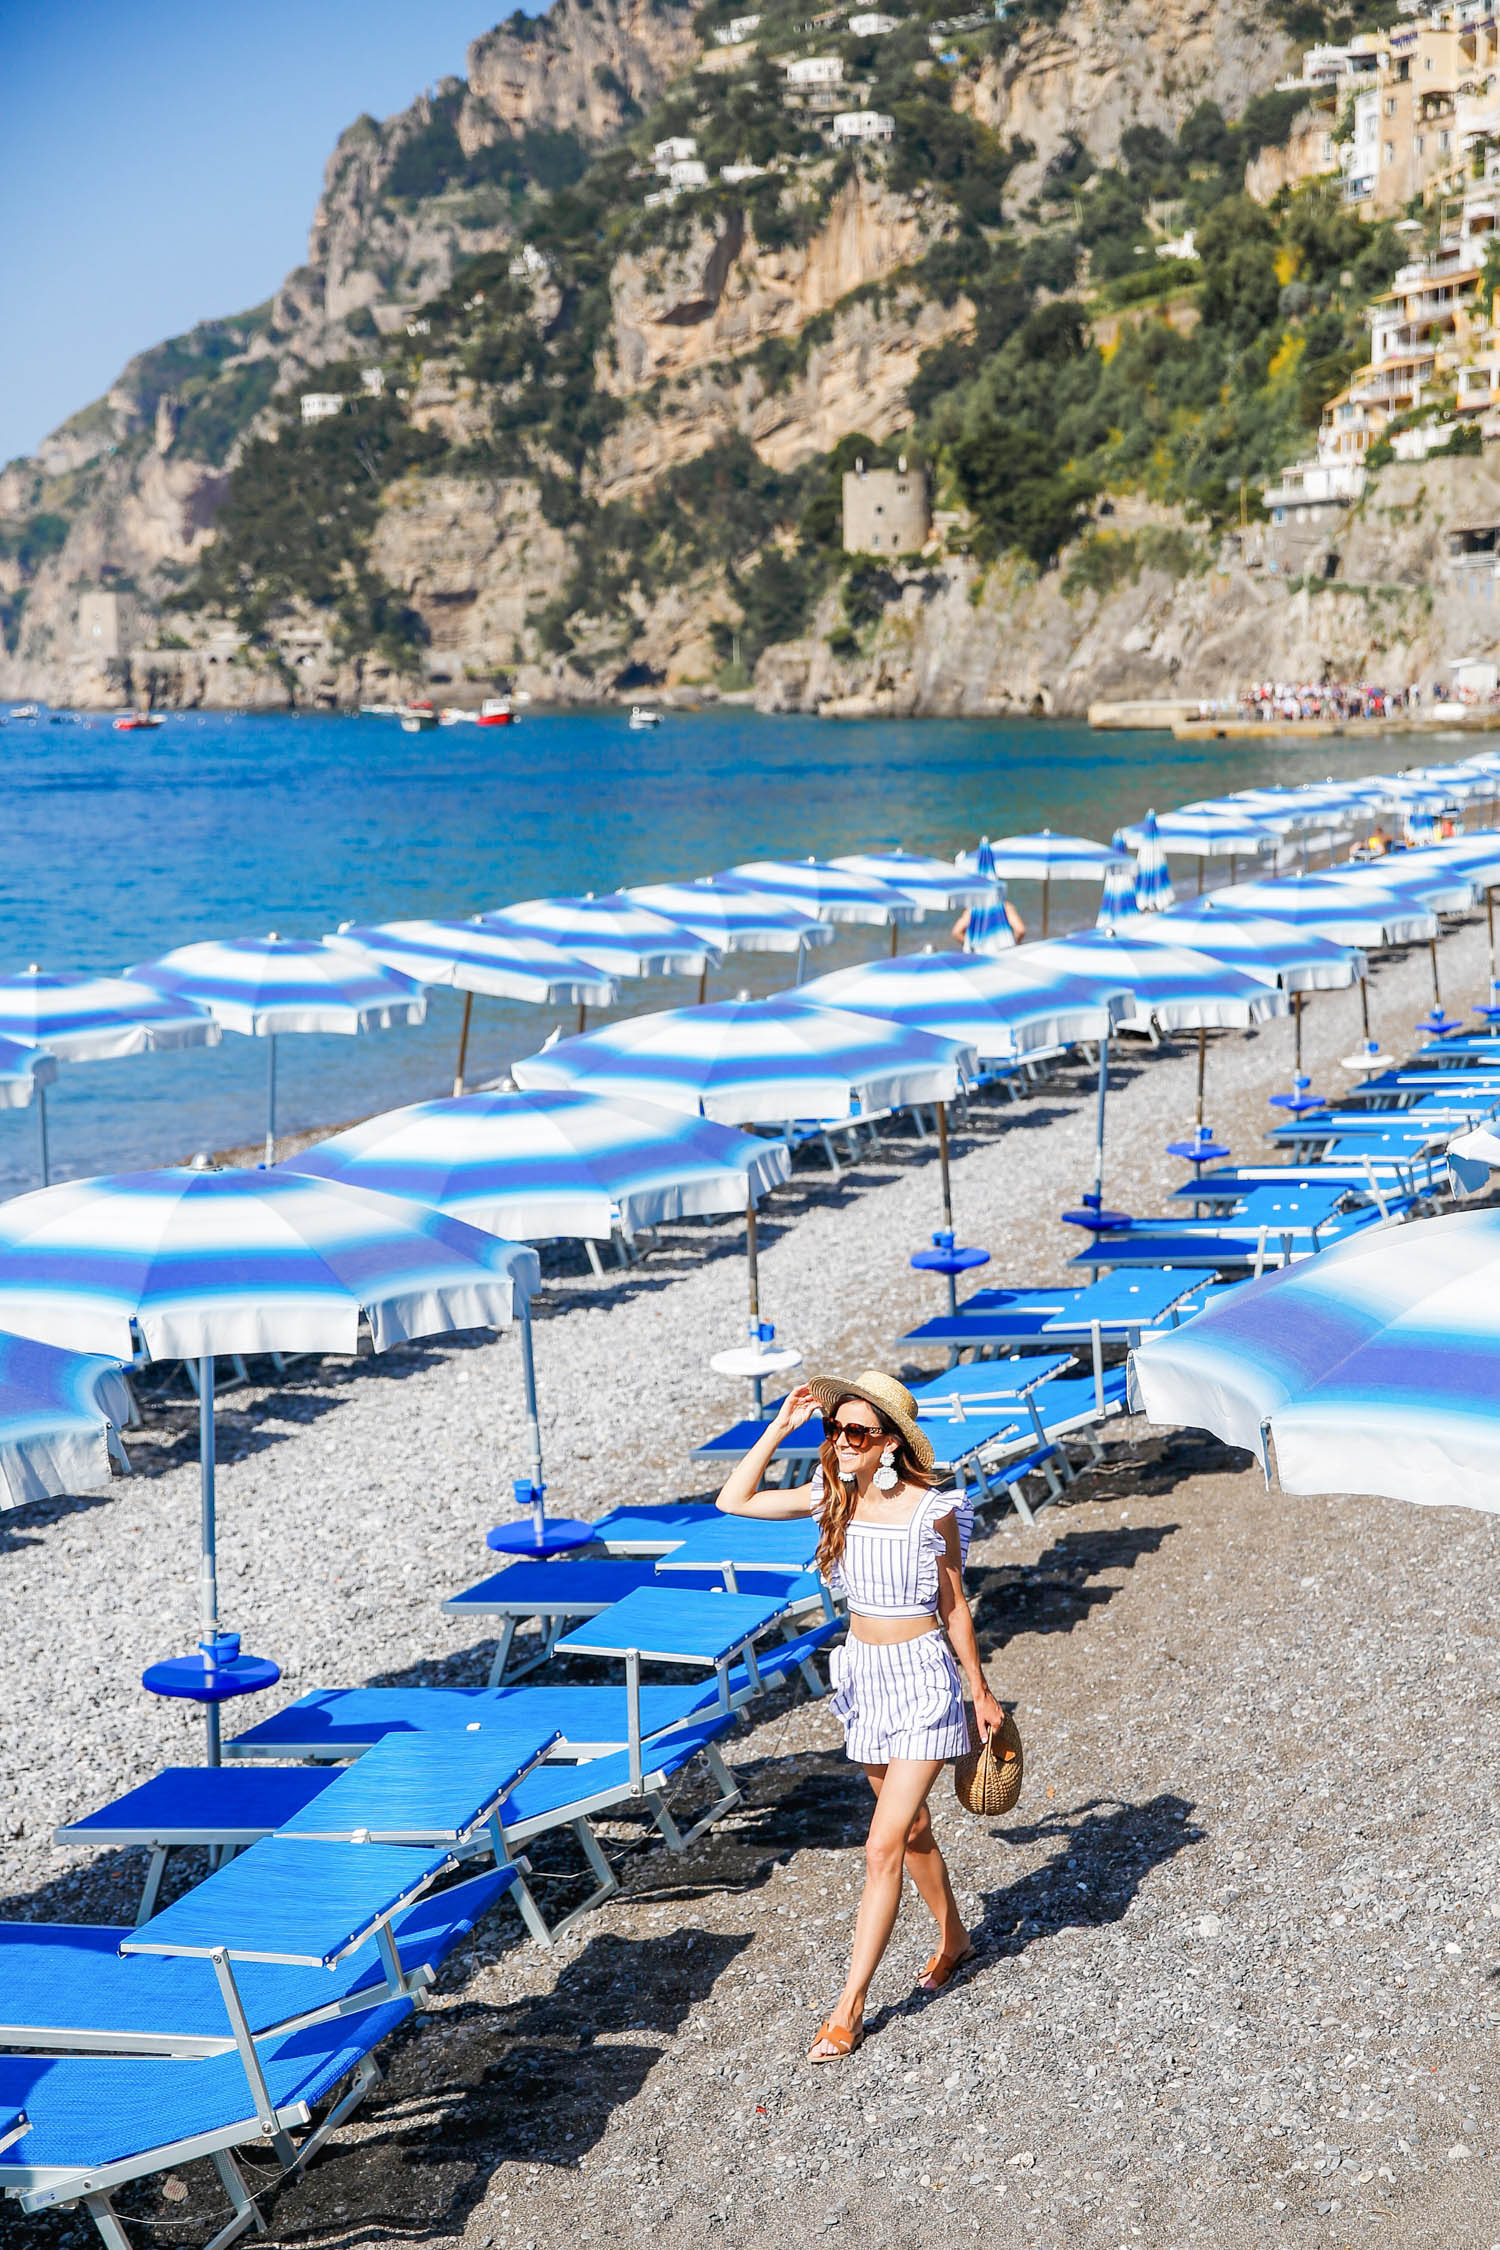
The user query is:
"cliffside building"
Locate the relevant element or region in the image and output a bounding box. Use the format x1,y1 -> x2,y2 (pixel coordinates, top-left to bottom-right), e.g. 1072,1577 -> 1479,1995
831,109 -> 894,141
842,459 -> 930,554
785,54 -> 843,85
300,393 -> 345,423
848,11 -> 898,31
75,591 -> 139,659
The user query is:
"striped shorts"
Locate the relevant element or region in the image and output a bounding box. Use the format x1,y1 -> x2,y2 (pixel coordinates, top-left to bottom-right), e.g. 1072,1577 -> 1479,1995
827,1629 -> 970,1764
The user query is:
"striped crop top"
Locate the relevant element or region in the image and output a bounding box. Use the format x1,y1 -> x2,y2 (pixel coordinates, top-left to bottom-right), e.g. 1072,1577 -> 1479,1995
812,1473 -> 974,1619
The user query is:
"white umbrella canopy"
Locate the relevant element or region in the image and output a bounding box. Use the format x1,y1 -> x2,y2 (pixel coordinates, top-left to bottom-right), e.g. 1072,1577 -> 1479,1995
1207,879 -> 1439,948
1117,909 -> 1366,992
512,992 -> 973,1124
624,879 -> 834,957
828,851 -> 997,913
798,945 -> 1133,1060
717,860 -> 919,928
1020,933 -> 1288,1033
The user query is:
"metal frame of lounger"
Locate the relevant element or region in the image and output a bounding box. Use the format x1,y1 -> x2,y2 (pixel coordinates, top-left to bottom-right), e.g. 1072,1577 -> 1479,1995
0,1995 -> 412,2250
497,1714 -> 745,1945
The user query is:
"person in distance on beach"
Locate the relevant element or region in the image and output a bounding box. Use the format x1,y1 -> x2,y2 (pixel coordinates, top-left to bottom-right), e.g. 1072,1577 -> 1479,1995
716,1370 -> 1004,2064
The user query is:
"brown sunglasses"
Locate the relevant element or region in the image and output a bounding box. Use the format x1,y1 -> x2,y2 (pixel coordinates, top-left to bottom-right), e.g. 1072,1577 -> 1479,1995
830,1418 -> 884,1447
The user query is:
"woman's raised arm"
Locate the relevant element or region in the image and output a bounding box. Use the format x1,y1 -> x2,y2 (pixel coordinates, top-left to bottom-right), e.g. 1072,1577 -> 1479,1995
716,1382 -> 823,1519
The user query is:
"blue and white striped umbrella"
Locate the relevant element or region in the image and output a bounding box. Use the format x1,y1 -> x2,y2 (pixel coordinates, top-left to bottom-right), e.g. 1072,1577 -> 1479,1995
959,832 -> 1130,880
1121,812 -> 1280,858
328,921 -> 617,1005
1119,909 -> 1365,992
0,1168 -> 536,1361
131,935 -> 426,1036
285,1087 -> 791,1242
481,894 -> 715,980
1021,933 -> 1287,1032
1096,833 -> 1138,928
829,852 -> 996,913
798,947 -> 1133,1061
131,934 -> 427,1166
970,837 -> 999,882
0,1330 -> 132,1508
1196,790 -> 1332,835
623,879 -> 834,958
0,1168 -> 542,1723
1446,1123 -> 1500,1198
0,969 -> 219,1060
1206,878 -> 1438,947
513,994 -> 972,1123
329,919 -> 618,1096
1313,860 -> 1476,914
0,1039 -> 56,1113
1131,810 -> 1176,914
717,860 -> 918,928
1131,1205 -> 1500,1511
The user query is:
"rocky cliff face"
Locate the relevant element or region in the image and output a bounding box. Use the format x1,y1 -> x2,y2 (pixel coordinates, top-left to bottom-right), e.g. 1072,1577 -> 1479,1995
758,461 -> 1496,718
2,0 -> 1346,715
963,0 -> 1293,199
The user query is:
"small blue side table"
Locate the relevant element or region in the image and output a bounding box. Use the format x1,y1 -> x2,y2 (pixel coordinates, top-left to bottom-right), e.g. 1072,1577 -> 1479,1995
1061,1191 -> 1131,1233
1269,1072 -> 1324,1117
910,1230 -> 990,1317
487,1476 -> 595,1560
142,1633 -> 281,1766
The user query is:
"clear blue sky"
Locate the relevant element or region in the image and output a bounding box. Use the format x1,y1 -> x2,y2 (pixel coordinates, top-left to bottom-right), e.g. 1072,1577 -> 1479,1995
0,0 -> 529,466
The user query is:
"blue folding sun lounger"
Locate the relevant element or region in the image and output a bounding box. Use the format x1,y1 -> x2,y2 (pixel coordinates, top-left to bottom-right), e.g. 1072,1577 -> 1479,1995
0,1871 -> 509,2054
585,1500 -> 723,1554
0,1997 -> 414,2250
226,1614 -> 840,1765
899,1270 -> 1202,1360
446,1556 -> 827,1684
59,1723 -> 557,1922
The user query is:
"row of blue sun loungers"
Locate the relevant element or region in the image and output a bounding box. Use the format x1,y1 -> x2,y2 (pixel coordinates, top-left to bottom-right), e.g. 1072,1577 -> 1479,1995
15,1512 -> 851,2247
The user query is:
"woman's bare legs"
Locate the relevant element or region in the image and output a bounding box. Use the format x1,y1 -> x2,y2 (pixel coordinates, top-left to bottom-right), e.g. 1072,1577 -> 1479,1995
809,1756 -> 960,2061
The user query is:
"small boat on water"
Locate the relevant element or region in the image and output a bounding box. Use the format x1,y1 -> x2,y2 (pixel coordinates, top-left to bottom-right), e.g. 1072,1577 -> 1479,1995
113,711 -> 164,732
7,704 -> 39,721
628,705 -> 662,731
359,702 -> 399,718
476,696 -> 518,727
398,699 -> 439,733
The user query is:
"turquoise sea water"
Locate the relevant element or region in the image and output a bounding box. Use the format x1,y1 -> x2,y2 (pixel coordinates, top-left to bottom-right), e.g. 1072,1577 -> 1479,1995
0,705 -> 1441,1193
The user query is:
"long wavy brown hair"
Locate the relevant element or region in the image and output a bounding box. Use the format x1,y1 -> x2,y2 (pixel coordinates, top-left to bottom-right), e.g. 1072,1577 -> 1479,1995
814,1393 -> 941,1579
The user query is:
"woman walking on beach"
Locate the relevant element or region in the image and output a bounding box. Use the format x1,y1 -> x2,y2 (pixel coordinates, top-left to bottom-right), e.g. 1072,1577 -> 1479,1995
716,1370 -> 1004,2063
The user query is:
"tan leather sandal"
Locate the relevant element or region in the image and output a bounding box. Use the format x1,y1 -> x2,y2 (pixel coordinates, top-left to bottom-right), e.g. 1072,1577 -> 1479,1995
918,1944 -> 976,1993
808,2017 -> 864,2063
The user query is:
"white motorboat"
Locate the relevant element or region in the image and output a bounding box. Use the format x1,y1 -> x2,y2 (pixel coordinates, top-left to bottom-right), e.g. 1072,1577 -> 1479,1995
628,705 -> 662,730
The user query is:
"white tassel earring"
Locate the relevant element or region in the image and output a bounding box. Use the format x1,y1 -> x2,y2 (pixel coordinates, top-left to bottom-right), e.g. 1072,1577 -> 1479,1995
873,1442 -> 899,1492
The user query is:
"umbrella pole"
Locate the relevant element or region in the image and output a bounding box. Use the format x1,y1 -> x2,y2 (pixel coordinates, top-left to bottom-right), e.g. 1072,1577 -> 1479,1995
1195,1026 -> 1207,1129
1197,856 -> 1205,897
577,1002 -> 587,1036
794,938 -> 807,988
1359,974 -> 1372,1042
697,964 -> 708,1006
936,1101 -> 958,1318
889,921 -> 899,958
1294,989 -> 1303,1075
35,1080 -> 48,1190
453,991 -> 475,1097
1092,1034 -> 1109,1209
199,1355 -> 221,1766
517,1308 -> 547,1547
745,1193 -> 766,1416
264,1035 -> 277,1168
1429,936 -> 1442,1008
1041,875 -> 1050,939
1489,886 -> 1497,986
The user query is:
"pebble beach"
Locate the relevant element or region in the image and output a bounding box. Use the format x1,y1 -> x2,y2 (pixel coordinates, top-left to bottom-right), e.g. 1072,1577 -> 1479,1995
2,910 -> 1498,2250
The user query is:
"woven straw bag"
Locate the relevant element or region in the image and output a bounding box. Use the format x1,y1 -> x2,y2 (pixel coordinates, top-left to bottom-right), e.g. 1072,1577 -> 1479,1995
953,1706 -> 1023,1816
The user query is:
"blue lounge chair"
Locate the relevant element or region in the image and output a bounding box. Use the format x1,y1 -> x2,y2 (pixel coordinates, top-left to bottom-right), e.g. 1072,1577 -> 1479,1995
0,1997 -> 414,2249
59,1725 -> 557,1923
446,1556 -> 828,1684
0,1871 -> 509,2053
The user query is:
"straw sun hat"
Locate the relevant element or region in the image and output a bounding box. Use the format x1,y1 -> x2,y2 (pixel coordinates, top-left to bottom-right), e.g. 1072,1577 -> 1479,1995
807,1369 -> 935,1473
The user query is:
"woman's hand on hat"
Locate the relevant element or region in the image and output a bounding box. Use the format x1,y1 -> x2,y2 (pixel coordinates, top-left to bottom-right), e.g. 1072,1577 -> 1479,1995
772,1382 -> 820,1435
